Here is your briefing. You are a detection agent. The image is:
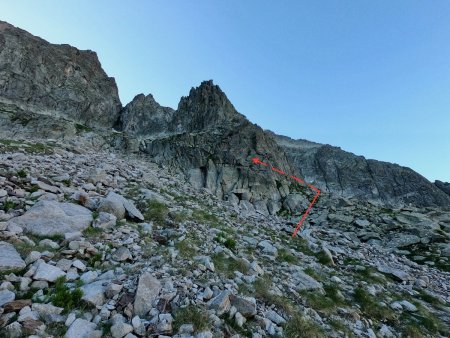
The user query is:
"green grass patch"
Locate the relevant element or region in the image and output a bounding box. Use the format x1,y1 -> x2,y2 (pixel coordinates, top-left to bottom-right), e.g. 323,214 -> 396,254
84,226 -> 103,238
75,123 -> 93,133
300,284 -> 346,315
17,169 -> 27,178
303,267 -> 323,281
277,248 -> 297,264
353,287 -> 396,322
212,252 -> 249,278
175,239 -> 197,258
284,314 -> 325,338
192,208 -> 220,225
144,200 -> 169,226
291,237 -> 315,256
3,198 -> 17,212
315,251 -> 333,265
173,305 -> 210,333
253,276 -> 295,314
51,276 -> 84,313
214,231 -> 237,250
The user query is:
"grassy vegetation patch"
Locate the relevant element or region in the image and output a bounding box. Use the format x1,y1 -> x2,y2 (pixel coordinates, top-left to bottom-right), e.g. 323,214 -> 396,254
214,231 -> 237,250
277,248 -> 297,264
176,239 -> 197,258
192,208 -> 220,225
144,200 -> 169,226
173,305 -> 210,333
284,314 -> 325,338
212,252 -> 249,278
353,287 -> 396,322
51,276 -> 84,313
252,276 -> 295,314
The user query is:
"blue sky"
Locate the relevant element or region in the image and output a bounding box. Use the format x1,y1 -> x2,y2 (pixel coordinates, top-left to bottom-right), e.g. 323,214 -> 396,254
1,1 -> 449,181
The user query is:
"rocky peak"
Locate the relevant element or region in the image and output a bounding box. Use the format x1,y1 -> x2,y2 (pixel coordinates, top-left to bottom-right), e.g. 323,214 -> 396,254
435,180 -> 450,197
172,80 -> 245,133
118,93 -> 174,136
0,20 -> 122,129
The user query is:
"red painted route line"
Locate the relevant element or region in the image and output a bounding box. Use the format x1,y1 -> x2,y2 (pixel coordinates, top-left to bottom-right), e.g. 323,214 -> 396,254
251,157 -> 321,237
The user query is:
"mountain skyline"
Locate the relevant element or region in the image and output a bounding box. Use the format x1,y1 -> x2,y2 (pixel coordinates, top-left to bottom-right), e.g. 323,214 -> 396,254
1,1 -> 449,182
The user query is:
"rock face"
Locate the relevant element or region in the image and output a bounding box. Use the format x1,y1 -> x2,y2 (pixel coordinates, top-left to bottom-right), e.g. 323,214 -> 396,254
123,80 -> 299,215
7,200 -> 92,236
0,20 -> 121,129
271,133 -> 450,207
0,20 -> 448,210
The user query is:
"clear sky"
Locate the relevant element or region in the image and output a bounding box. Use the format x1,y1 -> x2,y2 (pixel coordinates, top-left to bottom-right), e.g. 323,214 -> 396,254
1,1 -> 449,182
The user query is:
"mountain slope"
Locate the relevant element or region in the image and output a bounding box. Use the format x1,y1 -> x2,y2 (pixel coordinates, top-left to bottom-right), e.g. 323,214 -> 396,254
0,21 -> 448,210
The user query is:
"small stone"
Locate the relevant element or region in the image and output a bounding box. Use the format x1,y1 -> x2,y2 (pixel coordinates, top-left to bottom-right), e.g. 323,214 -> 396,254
65,313 -> 76,327
80,271 -> 98,284
202,287 -> 213,300
229,295 -> 256,317
81,281 -> 106,306
0,241 -> 26,272
3,299 -> 32,313
72,259 -> 87,271
178,323 -> 194,334
258,240 -> 278,255
25,251 -> 41,265
389,301 -> 403,311
113,247 -> 133,262
207,291 -> 231,315
111,322 -> 133,338
0,289 -> 15,307
235,312 -> 246,327
265,310 -> 286,325
399,300 -> 417,312
39,239 -> 60,249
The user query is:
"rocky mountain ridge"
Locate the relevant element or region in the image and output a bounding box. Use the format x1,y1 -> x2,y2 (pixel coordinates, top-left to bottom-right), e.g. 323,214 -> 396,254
0,20 -> 450,338
0,20 -> 448,213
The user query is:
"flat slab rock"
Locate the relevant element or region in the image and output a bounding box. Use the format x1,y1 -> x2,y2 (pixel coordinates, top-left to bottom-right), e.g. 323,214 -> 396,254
134,272 -> 162,316
0,241 -> 26,272
66,318 -> 98,338
7,200 -> 92,236
33,262 -> 65,282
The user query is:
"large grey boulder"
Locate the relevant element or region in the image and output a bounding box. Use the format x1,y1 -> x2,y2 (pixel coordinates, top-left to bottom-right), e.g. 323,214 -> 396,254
0,241 -> 26,272
7,200 -> 92,236
98,192 -> 144,221
134,272 -> 162,316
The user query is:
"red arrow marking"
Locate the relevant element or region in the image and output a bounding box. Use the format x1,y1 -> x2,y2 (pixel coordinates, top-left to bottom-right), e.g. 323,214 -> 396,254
250,158 -> 320,237
291,190 -> 320,237
252,157 -> 268,166
272,167 -> 285,175
290,175 -> 305,184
